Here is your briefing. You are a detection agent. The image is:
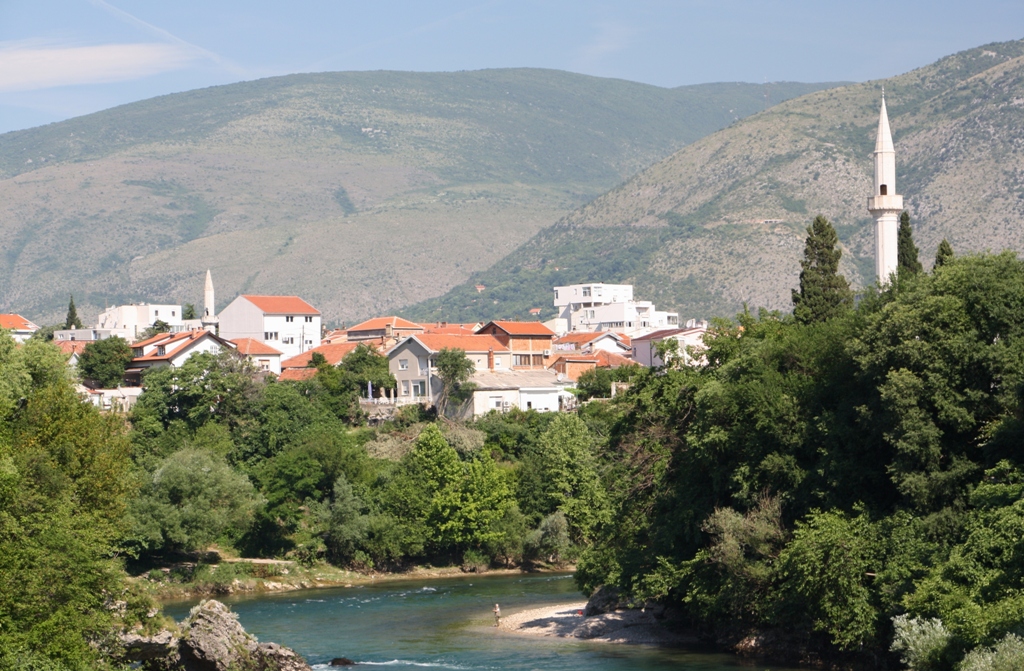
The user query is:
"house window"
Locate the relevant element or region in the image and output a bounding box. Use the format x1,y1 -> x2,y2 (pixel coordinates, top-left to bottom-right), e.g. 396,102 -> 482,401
258,359 -> 270,371
155,310 -> 159,317
305,339 -> 313,345
412,380 -> 426,396
491,396 -> 503,408
554,290 -> 559,299
514,354 -> 530,367
282,336 -> 294,344
304,316 -> 313,323
264,332 -> 279,340
399,358 -> 409,370
582,287 -> 591,297
526,401 -> 533,409
172,311 -> 176,317
402,380 -> 409,396
494,356 -> 502,368
286,316 -> 294,323
157,346 -> 165,356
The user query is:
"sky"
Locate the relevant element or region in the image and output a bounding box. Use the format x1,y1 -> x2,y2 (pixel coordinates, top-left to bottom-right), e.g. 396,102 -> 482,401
1,0 -> 1023,134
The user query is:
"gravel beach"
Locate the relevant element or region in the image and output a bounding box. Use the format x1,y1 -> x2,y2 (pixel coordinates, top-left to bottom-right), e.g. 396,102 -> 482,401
497,602 -> 688,646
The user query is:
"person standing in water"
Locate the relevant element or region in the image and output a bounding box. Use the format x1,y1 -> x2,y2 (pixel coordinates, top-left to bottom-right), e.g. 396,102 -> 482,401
493,604 -> 501,627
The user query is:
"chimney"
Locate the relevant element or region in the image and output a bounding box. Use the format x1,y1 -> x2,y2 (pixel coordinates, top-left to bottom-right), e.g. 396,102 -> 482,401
487,348 -> 494,370
385,323 -> 393,338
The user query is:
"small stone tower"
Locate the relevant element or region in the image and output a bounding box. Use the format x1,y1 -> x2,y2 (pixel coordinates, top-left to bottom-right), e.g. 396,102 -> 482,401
201,269 -> 219,332
867,93 -> 903,285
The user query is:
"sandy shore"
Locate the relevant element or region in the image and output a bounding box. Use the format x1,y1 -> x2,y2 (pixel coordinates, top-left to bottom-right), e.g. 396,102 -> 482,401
497,602 -> 689,646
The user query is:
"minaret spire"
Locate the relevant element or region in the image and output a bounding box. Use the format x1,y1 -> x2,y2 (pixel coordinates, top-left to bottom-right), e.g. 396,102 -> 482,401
202,269 -> 219,331
867,94 -> 902,284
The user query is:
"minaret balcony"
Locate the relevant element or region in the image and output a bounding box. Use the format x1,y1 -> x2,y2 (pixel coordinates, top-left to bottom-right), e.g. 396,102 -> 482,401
867,194 -> 903,212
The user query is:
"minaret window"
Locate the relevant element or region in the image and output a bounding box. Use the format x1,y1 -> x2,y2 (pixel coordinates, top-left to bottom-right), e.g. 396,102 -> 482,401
880,184 -> 888,195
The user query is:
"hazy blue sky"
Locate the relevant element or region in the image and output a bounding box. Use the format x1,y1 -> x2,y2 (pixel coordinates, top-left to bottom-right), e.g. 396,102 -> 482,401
2,0 -> 1023,134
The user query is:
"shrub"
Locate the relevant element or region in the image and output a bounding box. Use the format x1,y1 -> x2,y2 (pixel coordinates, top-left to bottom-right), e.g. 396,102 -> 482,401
891,615 -> 953,671
959,634 -> 1024,671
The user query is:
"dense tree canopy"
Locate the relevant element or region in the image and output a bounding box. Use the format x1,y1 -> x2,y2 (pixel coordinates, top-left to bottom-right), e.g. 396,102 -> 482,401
78,336 -> 133,387
791,215 -> 853,323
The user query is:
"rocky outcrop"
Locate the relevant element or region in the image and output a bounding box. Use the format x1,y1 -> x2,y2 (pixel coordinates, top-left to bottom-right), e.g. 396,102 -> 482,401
120,600 -> 311,671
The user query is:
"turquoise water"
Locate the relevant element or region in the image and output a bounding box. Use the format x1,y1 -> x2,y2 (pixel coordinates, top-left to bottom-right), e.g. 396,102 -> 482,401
163,573 -> 798,670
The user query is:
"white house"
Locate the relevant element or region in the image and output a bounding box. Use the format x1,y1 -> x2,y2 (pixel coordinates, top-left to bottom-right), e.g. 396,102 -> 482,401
631,322 -> 709,368
218,295 -> 322,359
125,330 -> 235,384
54,328 -> 128,343
231,338 -> 284,375
552,283 -> 678,335
0,314 -> 39,343
96,303 -> 185,342
552,331 -> 632,356
469,369 -> 576,416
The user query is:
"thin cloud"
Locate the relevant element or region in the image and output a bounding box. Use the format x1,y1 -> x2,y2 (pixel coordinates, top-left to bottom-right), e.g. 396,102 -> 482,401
87,0 -> 247,76
572,21 -> 636,71
0,42 -> 201,92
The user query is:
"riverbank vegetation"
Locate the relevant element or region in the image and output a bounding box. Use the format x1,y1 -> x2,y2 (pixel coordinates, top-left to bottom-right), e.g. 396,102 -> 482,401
3,224 -> 1024,670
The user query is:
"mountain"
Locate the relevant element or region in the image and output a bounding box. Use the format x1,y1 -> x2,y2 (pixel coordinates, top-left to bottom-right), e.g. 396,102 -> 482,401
0,68 -> 840,324
406,39 -> 1024,324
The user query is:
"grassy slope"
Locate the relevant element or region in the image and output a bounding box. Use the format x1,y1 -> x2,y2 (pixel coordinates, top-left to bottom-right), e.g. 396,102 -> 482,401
0,69 -> 839,324
405,40 -> 1024,324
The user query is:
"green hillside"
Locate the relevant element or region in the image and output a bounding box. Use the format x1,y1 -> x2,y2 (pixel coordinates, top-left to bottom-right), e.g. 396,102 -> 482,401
0,69 -> 839,324
405,39 -> 1024,324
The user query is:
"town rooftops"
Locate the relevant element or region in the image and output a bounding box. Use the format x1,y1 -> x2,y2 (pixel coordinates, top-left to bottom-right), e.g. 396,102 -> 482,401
348,316 -> 423,333
0,314 -> 38,331
132,331 -> 217,362
54,340 -> 89,357
280,341 -> 364,369
477,320 -> 556,337
231,338 -> 283,356
241,295 -> 320,315
420,322 -> 480,335
399,334 -> 509,354
278,368 -> 318,382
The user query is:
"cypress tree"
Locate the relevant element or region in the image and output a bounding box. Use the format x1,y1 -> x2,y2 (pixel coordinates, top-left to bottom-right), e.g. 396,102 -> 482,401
934,238 -> 955,269
897,211 -> 923,276
64,295 -> 83,329
791,215 -> 853,324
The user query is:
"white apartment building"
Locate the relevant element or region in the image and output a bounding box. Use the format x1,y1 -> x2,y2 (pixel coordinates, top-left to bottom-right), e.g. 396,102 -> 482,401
95,303 -> 185,342
552,283 -> 677,335
218,295 -> 322,359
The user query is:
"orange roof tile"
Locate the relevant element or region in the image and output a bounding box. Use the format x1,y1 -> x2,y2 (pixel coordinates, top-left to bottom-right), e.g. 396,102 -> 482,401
280,341 -> 363,368
594,350 -> 637,368
278,368 -> 318,382
419,322 -> 480,335
54,340 -> 89,356
405,334 -> 509,353
0,314 -> 38,331
132,331 -> 177,348
477,321 -> 555,337
242,295 -> 320,315
231,338 -> 283,356
348,316 -> 423,333
133,331 -> 225,362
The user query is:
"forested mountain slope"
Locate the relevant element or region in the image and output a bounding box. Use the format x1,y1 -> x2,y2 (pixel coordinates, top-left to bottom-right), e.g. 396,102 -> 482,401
0,69 -> 837,323
408,39 -> 1024,324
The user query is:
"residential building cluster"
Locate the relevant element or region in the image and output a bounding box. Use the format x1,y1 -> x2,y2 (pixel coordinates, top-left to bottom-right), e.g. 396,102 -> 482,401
0,272 -> 707,417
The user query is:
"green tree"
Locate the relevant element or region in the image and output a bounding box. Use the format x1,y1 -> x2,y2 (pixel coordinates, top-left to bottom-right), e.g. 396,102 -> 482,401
898,211 -> 923,276
137,320 -> 170,341
63,295 -> 82,330
434,347 -> 476,417
77,337 -> 133,387
791,215 -> 853,323
130,447 -> 264,554
934,238 -> 954,269
182,303 -> 197,320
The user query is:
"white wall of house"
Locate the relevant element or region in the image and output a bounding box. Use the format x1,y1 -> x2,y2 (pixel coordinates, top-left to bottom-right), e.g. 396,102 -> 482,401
96,304 -> 184,341
519,387 -> 561,412
633,328 -> 707,367
219,298 -> 322,360
472,388 -> 519,416
168,337 -> 228,367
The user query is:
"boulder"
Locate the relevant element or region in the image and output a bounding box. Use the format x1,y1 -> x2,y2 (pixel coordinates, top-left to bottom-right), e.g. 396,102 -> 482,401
119,629 -> 180,667
330,658 -> 356,666
583,585 -> 623,616
178,599 -> 311,671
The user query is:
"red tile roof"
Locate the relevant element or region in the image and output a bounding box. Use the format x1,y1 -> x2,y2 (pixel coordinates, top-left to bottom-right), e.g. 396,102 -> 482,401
242,295 -> 320,315
477,321 -> 555,337
54,340 -> 89,356
594,350 -> 637,368
419,322 -> 480,335
132,331 -> 177,349
348,316 -> 423,333
133,331 -> 225,362
278,368 -> 317,382
231,338 -> 283,356
0,314 -> 38,331
405,334 -> 509,353
280,341 -> 363,369
631,327 -> 704,342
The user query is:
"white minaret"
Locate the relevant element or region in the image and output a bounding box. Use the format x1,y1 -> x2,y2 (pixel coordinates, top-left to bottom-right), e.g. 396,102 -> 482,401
201,269 -> 219,331
867,93 -> 903,285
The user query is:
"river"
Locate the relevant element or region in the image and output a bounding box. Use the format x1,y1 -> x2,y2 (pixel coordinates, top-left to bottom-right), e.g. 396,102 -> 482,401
163,572 -> 799,670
